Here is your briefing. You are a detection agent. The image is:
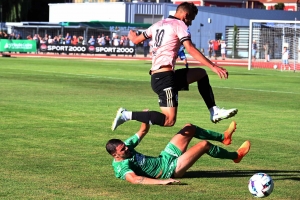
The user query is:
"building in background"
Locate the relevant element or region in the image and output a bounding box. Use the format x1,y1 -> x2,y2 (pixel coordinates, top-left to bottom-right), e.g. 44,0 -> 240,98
69,0 -> 300,11
5,2 -> 300,58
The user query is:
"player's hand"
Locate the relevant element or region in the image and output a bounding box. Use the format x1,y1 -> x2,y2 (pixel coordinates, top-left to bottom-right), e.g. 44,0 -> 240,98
163,178 -> 180,185
128,30 -> 137,41
211,65 -> 228,79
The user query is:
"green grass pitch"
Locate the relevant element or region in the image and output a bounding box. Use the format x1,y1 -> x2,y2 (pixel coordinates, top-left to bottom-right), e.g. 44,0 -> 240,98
0,57 -> 299,199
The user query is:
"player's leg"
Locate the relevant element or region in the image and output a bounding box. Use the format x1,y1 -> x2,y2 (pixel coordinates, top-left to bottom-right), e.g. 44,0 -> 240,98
176,68 -> 238,123
152,71 -> 179,127
160,107 -> 177,126
173,140 -> 250,178
111,108 -> 166,131
194,121 -> 237,145
168,121 -> 236,154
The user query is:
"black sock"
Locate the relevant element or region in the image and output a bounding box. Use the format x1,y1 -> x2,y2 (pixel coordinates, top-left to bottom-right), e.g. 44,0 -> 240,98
197,75 -> 216,109
132,111 -> 165,126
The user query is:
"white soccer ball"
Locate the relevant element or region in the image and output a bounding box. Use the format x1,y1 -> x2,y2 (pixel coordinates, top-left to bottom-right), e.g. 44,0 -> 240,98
273,65 -> 278,69
248,173 -> 274,198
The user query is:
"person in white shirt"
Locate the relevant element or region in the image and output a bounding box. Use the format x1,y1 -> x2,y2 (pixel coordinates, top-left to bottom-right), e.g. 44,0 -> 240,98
221,40 -> 226,60
282,47 -> 290,70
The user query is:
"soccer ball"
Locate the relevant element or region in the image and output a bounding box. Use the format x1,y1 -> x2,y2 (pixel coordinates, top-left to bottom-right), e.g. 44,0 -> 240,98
273,65 -> 278,69
248,173 -> 274,198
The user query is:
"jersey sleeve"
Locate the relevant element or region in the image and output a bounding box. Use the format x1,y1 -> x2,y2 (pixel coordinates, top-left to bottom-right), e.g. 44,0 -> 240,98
113,159 -> 134,180
176,21 -> 191,44
124,134 -> 140,149
143,24 -> 154,39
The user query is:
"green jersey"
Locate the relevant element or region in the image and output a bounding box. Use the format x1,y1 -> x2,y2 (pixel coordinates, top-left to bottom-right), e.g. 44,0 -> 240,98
112,134 -> 181,180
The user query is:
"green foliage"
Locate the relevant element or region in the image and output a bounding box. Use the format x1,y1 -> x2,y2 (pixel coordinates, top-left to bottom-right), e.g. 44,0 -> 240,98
0,0 -> 65,22
0,0 -> 32,21
274,3 -> 285,10
232,25 -> 238,58
0,57 -> 299,199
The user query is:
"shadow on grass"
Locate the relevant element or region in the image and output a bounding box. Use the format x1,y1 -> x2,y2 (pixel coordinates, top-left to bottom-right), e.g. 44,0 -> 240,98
183,170 -> 300,181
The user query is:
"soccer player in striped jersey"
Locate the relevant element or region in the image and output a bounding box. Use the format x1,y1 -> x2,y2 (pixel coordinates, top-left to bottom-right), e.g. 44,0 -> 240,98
112,2 -> 237,131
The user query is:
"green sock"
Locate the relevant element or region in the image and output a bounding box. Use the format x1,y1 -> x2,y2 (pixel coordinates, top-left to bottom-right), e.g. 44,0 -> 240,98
207,144 -> 238,160
195,126 -> 224,142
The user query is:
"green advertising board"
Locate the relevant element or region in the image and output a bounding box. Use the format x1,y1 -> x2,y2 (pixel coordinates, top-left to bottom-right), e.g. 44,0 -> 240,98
0,39 -> 37,53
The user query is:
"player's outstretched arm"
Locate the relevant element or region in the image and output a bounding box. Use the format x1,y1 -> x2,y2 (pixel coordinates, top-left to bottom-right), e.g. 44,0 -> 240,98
128,30 -> 146,45
125,172 -> 180,185
184,40 -> 228,79
136,122 -> 150,141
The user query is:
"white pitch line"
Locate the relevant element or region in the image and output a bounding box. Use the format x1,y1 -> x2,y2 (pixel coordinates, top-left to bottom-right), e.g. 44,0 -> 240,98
1,68 -> 299,95
215,86 -> 300,95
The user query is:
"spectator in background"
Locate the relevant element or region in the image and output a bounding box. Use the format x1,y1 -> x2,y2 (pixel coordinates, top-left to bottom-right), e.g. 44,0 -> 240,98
3,32 -> 8,39
53,36 -> 59,45
33,34 -> 40,54
100,34 -> 106,46
105,35 -> 111,56
113,35 -> 120,56
78,36 -> 84,45
105,35 -> 111,46
112,35 -> 120,47
88,35 -> 95,46
252,40 -> 257,62
48,35 -> 53,44
16,34 -> 22,40
213,39 -> 220,60
71,35 -> 78,55
220,40 -> 226,60
97,35 -> 102,45
71,35 -> 78,45
40,35 -> 48,54
43,34 -> 48,44
282,46 -> 290,70
8,33 -> 16,39
119,35 -> 125,47
65,33 -> 71,45
123,35 -> 129,47
263,41 -> 270,62
122,35 -> 130,56
143,38 -> 150,57
208,40 -> 213,58
27,35 -> 33,40
58,35 -> 64,44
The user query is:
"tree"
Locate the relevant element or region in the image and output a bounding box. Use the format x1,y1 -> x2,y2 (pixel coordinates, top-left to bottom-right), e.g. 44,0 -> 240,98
274,3 -> 285,10
232,24 -> 238,58
0,0 -> 65,22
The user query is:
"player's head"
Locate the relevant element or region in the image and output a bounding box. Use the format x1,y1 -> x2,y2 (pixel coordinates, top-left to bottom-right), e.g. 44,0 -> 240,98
176,2 -> 198,26
106,139 -> 131,159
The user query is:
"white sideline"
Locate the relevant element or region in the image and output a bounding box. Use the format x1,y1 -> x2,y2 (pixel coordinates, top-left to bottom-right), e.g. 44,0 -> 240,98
2,69 -> 299,95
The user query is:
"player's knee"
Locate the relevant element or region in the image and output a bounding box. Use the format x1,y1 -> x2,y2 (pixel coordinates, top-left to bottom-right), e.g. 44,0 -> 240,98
178,123 -> 195,136
164,118 -> 176,127
202,140 -> 211,151
183,123 -> 195,135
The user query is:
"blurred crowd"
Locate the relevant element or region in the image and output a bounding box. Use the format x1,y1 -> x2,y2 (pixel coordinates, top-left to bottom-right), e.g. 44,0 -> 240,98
0,31 -> 135,54
208,39 -> 227,60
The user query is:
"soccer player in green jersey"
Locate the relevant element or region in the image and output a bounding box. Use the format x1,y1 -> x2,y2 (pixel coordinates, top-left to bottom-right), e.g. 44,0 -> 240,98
106,120 -> 251,185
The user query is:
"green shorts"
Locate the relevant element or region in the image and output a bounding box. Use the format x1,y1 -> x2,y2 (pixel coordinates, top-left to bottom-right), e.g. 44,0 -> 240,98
159,142 -> 183,179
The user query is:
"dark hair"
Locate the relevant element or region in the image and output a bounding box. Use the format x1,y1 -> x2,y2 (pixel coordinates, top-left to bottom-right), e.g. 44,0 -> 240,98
106,139 -> 124,155
176,2 -> 198,16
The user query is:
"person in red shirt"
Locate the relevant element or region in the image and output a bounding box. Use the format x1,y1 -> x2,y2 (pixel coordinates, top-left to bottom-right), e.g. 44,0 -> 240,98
71,35 -> 78,46
213,39 -> 220,60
